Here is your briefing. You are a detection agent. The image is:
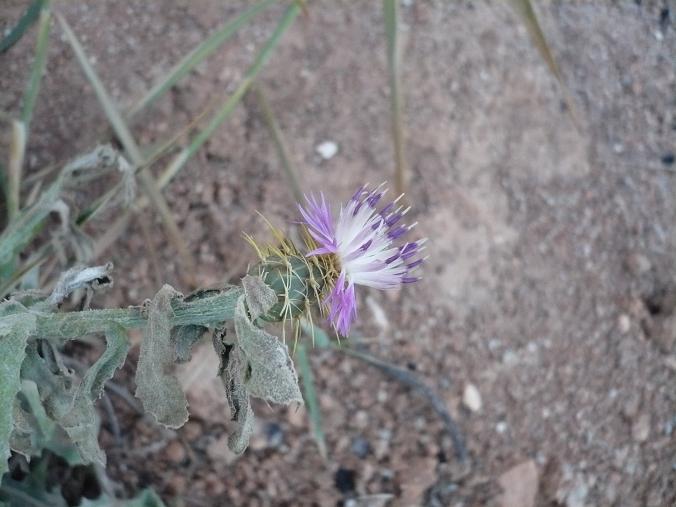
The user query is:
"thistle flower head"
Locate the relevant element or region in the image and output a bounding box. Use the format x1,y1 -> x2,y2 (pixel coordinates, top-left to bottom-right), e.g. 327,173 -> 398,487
298,183 -> 425,335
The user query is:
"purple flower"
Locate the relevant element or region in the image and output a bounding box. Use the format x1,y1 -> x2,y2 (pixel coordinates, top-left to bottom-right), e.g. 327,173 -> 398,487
298,184 -> 425,335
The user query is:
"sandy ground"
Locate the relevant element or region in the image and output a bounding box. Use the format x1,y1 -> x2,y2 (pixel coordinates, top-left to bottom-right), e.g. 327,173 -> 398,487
1,0 -> 675,506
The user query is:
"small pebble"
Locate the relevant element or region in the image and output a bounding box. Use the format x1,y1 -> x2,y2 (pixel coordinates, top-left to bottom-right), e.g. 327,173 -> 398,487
462,383 -> 482,412
626,253 -> 651,275
496,421 -> 508,434
618,314 -> 631,334
316,141 -> 338,160
165,440 -> 186,463
264,422 -> 284,449
502,350 -> 518,366
182,421 -> 202,441
632,413 -> 650,442
664,355 -> 676,371
354,410 -> 369,430
166,474 -> 187,495
350,436 -> 371,459
622,394 -> 640,419
334,468 -> 356,494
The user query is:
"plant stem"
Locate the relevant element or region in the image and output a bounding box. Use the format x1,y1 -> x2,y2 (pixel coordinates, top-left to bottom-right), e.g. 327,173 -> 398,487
33,287 -> 242,342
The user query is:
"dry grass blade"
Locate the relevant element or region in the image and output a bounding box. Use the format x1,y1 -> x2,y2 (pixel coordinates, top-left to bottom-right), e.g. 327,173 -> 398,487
296,343 -> 328,459
0,247 -> 49,299
507,0 -> 582,129
254,84 -> 304,202
57,14 -> 197,286
21,2 -> 51,131
4,1 -> 50,230
126,0 -> 275,118
84,3 -> 301,279
383,0 -> 407,195
157,2 -> 302,186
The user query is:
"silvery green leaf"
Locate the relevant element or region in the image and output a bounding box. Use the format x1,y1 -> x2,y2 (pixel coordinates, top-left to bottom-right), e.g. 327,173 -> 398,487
213,329 -> 254,454
11,379 -> 82,466
9,380 -> 56,458
135,285 -> 189,428
59,323 -> 129,465
242,274 -> 277,321
0,301 -> 36,477
234,295 -> 303,405
20,340 -> 77,420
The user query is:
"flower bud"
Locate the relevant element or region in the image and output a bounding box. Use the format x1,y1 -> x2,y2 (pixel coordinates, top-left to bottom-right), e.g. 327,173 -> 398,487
250,253 -> 326,323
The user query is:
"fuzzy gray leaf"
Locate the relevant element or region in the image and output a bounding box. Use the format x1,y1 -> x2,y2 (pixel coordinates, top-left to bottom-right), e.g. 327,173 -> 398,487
59,323 -> 129,464
242,274 -> 278,321
0,302 -> 36,476
234,295 -> 303,405
213,330 -> 254,454
9,380 -> 55,458
11,379 -> 82,466
172,324 -> 206,363
9,398 -> 36,457
20,340 -> 78,420
135,285 -> 188,428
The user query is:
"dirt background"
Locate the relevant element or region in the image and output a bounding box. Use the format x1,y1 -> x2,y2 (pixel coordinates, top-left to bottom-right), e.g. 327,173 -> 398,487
1,0 -> 675,506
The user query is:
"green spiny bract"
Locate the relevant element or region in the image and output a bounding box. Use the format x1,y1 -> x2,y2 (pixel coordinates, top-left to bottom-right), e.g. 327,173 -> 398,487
250,253 -> 327,323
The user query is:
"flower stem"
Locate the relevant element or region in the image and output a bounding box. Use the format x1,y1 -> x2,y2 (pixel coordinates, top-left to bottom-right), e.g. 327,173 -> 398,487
34,287 -> 243,343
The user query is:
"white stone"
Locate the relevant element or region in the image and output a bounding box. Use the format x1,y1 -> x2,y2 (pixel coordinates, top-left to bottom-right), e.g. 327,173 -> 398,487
316,141 -> 338,160
462,383 -> 482,412
618,314 -> 631,334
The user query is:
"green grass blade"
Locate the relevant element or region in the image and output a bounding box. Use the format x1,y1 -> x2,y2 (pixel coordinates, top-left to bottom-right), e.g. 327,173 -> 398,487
296,343 -> 327,459
254,84 -> 303,202
0,0 -> 46,54
159,1 -> 302,185
56,14 -> 142,163
383,0 -> 407,195
300,318 -> 330,348
57,14 -> 196,284
507,0 -> 581,129
21,2 -> 51,131
6,120 -> 26,221
86,3 -> 301,263
126,0 -> 275,118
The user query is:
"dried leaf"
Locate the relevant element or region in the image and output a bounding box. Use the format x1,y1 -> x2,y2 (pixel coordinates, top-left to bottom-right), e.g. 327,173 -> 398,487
213,329 -> 254,454
172,324 -> 206,363
0,301 -> 36,477
135,285 -> 188,428
234,295 -> 303,405
46,263 -> 113,307
242,274 -> 277,321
